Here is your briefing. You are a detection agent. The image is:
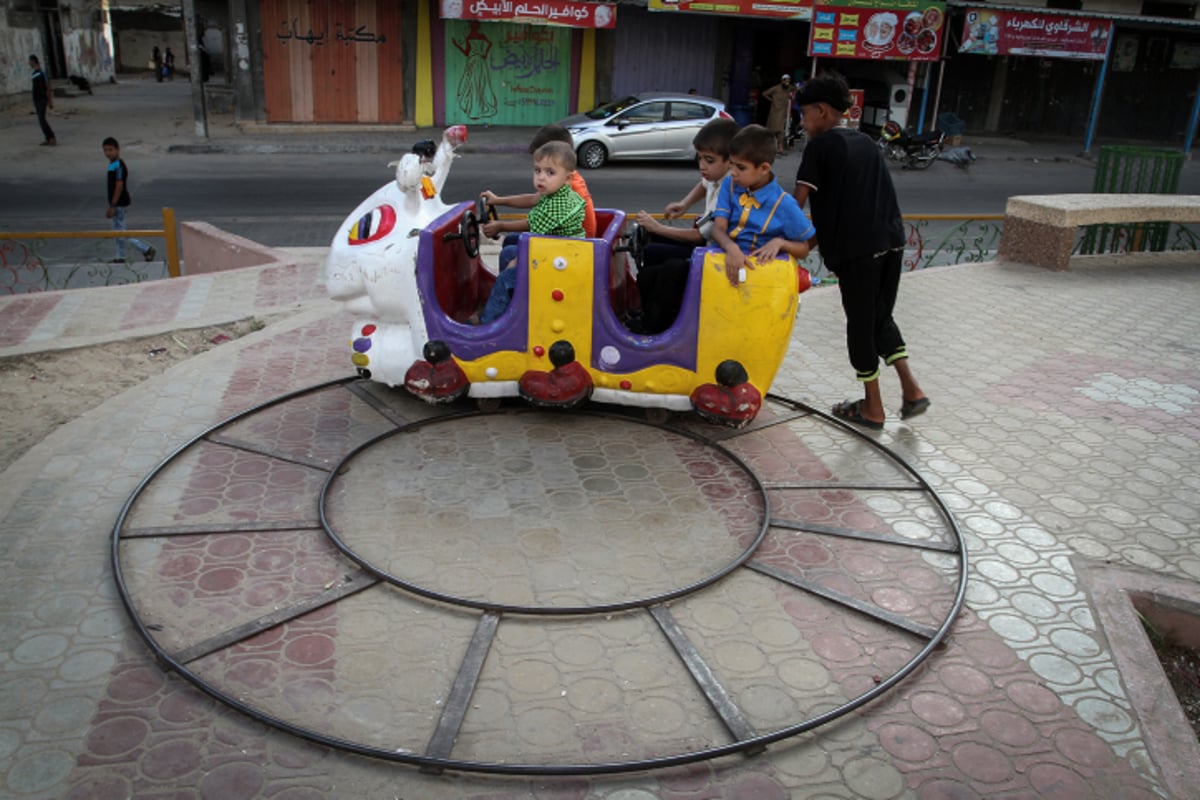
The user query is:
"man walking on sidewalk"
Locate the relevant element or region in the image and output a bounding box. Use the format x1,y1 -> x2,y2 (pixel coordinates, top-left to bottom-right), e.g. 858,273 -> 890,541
30,55 -> 56,146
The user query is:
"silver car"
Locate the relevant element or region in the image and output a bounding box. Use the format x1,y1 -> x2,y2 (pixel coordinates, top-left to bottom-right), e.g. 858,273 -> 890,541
560,93 -> 732,169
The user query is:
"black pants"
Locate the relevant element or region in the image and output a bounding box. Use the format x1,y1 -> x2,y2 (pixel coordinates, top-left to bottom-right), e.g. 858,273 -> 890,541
833,249 -> 906,382
34,99 -> 54,142
637,236 -> 694,333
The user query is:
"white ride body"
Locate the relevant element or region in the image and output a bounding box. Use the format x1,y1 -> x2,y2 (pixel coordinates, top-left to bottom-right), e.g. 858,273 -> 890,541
324,128 -> 465,386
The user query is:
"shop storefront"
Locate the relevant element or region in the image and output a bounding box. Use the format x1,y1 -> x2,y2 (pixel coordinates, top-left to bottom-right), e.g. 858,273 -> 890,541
258,0 -> 405,123
1101,21 -> 1200,143
940,6 -> 1111,138
610,5 -> 722,100
646,0 -> 812,123
939,3 -> 1200,147
806,0 -> 947,131
434,0 -> 615,125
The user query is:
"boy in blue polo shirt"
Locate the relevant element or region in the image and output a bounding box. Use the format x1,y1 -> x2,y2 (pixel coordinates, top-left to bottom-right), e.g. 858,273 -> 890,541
711,124 -> 814,286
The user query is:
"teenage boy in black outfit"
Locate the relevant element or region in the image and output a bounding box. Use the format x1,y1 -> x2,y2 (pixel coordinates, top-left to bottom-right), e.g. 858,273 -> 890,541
792,74 -> 929,430
29,55 -> 55,146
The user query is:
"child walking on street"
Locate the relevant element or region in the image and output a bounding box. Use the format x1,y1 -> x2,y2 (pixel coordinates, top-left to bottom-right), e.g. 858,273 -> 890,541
792,74 -> 929,430
710,124 -> 814,287
103,137 -> 156,263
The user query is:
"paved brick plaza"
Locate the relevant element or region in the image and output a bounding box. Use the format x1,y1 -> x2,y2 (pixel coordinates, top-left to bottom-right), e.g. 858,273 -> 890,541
2,247 -> 1198,798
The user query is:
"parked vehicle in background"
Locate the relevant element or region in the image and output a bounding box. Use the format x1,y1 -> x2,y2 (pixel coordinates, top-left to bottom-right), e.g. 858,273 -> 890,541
560,93 -> 732,169
878,120 -> 945,170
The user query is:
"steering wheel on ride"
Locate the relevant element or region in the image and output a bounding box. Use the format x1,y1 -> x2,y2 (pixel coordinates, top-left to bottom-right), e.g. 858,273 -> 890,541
615,221 -> 648,271
446,197 -> 499,259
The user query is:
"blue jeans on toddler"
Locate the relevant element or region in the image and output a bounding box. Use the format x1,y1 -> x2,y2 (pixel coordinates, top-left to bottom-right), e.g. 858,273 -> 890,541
478,241 -> 521,323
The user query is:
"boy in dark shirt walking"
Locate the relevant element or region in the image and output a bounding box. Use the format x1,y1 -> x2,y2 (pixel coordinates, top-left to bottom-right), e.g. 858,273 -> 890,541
793,74 -> 929,430
103,137 -> 156,263
29,55 -> 55,146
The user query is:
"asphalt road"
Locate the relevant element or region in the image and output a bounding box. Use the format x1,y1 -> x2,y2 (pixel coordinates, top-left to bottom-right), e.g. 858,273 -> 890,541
1,148 -> 1124,249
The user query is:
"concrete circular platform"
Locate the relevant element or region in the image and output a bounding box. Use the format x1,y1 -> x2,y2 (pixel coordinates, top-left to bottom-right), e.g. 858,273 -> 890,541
113,383 -> 965,775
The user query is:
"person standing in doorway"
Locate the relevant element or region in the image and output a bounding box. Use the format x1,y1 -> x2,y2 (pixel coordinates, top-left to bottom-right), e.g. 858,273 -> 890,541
103,137 -> 157,264
763,74 -> 794,154
29,55 -> 55,146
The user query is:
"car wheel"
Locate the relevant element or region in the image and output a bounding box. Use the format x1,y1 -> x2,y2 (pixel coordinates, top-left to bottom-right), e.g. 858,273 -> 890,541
578,142 -> 607,169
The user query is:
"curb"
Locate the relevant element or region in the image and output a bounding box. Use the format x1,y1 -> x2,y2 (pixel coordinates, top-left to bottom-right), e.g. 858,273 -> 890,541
167,141 -> 530,156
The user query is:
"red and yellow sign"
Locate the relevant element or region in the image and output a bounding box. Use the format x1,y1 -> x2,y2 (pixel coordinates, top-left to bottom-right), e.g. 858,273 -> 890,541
441,0 -> 617,29
809,0 -> 945,61
959,8 -> 1112,60
648,0 -> 812,20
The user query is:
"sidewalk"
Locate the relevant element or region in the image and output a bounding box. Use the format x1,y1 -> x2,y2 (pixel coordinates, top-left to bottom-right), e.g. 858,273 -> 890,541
2,74 -> 1102,164
2,75 -> 1200,799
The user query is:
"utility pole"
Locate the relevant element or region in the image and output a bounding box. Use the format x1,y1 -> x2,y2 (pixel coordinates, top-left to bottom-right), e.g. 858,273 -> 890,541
181,0 -> 208,138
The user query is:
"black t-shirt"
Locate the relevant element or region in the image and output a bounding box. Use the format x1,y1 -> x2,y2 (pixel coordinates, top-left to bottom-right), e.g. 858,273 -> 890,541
107,159 -> 132,207
794,127 -> 904,270
32,68 -> 48,106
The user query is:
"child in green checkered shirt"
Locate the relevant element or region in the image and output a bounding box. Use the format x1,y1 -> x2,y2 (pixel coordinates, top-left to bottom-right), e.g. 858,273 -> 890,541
478,141 -> 586,323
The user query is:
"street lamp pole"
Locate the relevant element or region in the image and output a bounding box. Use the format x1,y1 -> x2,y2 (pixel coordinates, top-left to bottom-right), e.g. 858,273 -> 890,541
181,0 -> 208,138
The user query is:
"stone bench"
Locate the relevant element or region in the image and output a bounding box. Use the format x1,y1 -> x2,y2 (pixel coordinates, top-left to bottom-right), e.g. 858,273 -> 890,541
998,193 -> 1200,270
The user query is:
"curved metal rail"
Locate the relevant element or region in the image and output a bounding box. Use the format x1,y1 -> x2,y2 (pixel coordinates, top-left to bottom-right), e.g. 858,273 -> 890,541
112,378 -> 968,776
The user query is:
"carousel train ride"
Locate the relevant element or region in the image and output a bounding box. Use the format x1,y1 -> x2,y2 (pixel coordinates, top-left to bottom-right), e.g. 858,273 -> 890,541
324,126 -> 811,427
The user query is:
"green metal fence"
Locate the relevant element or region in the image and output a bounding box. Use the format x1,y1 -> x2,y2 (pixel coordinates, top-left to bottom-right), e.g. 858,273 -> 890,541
1079,146 -> 1185,255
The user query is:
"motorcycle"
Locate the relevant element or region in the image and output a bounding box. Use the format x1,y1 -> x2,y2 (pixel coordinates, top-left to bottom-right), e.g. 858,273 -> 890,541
878,120 -> 945,170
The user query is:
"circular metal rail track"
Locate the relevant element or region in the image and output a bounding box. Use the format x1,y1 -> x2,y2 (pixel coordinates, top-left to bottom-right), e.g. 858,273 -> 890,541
112,378 -> 967,776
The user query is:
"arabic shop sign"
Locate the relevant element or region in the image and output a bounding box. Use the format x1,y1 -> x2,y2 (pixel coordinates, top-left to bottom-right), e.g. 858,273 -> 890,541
275,18 -> 388,45
647,0 -> 812,21
808,0 -> 946,61
445,21 -> 572,126
959,8 -> 1112,60
441,0 -> 617,28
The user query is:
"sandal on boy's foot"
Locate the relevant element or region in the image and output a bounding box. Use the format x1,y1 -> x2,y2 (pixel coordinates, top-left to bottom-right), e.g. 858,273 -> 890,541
900,397 -> 931,420
831,399 -> 884,430
144,247 -> 157,262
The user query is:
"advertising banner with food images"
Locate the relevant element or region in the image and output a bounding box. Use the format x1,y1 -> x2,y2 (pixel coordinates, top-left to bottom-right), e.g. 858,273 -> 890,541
959,8 -> 1111,60
809,0 -> 946,61
648,0 -> 812,20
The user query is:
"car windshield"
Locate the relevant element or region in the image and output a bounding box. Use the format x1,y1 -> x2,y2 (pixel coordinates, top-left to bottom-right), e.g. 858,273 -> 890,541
584,96 -> 640,120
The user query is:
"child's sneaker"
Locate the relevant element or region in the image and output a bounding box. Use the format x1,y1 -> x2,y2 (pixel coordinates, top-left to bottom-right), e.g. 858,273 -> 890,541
144,247 -> 157,262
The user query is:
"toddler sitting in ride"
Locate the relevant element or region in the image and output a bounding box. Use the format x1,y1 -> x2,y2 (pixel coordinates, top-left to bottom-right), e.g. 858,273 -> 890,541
481,124 -> 597,243
472,130 -> 595,323
475,140 -> 588,323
